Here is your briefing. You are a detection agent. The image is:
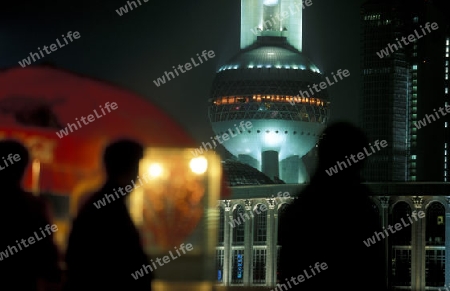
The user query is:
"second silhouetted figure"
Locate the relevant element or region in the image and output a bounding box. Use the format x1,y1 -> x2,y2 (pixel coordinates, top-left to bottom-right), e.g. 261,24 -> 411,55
279,122 -> 387,291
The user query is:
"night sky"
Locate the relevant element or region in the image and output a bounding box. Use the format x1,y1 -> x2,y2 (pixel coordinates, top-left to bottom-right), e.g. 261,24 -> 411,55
1,0 -> 364,145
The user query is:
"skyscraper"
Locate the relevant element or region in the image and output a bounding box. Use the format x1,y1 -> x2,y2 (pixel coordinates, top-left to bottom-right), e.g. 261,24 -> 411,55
360,0 -> 415,182
360,0 -> 450,182
414,0 -> 450,182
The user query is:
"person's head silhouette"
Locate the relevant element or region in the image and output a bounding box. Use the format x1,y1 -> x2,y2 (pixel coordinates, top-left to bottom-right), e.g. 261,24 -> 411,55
0,139 -> 29,188
103,139 -> 143,187
316,121 -> 369,179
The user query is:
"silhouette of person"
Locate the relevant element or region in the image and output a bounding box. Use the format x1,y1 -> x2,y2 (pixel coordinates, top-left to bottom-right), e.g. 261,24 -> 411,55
64,139 -> 152,291
279,121 -> 387,291
0,139 -> 62,291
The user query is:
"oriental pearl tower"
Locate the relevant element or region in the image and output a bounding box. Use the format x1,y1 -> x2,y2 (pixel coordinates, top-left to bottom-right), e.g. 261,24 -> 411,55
208,0 -> 330,183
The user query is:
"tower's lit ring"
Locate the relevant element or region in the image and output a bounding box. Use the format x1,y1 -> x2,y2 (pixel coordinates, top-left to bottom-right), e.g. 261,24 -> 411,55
208,38 -> 330,183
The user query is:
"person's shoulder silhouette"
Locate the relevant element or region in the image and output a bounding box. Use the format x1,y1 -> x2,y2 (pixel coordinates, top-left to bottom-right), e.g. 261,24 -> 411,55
279,121 -> 386,291
64,139 -> 151,291
0,139 -> 61,291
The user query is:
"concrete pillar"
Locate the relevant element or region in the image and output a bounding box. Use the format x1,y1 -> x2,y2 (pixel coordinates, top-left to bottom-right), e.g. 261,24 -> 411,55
378,196 -> 390,290
266,199 -> 276,286
244,200 -> 253,286
261,150 -> 279,181
445,197 -> 450,288
280,155 -> 299,183
297,159 -> 309,183
411,197 -> 425,291
280,156 -> 310,183
223,200 -> 232,285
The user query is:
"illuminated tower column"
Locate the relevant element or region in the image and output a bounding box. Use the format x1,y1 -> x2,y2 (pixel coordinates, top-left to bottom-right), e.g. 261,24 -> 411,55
280,0 -> 302,51
262,150 -> 279,180
240,0 -> 263,49
240,0 -> 302,51
280,156 -> 299,183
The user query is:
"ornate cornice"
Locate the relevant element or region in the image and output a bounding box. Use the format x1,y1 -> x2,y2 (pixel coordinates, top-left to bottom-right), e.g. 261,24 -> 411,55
244,199 -> 252,211
378,196 -> 390,209
267,198 -> 276,209
224,200 -> 232,211
412,196 -> 424,209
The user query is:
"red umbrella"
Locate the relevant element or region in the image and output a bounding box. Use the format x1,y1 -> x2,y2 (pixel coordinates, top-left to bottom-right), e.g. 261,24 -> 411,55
0,65 -> 230,200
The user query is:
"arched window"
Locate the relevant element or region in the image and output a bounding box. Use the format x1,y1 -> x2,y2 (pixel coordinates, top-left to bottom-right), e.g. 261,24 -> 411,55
232,205 -> 245,245
253,248 -> 266,284
231,249 -> 244,284
216,249 -> 224,283
277,204 -> 289,245
390,201 -> 412,287
276,203 -> 289,283
425,202 -> 445,287
218,206 -> 224,245
426,202 -> 445,245
391,202 -> 412,245
253,204 -> 267,245
252,204 -> 267,284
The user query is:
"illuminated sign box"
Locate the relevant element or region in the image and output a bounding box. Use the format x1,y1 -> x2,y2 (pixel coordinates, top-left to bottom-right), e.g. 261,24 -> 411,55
128,148 -> 221,291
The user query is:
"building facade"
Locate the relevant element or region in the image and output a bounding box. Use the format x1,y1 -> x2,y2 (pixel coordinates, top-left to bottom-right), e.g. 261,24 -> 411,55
216,182 -> 450,290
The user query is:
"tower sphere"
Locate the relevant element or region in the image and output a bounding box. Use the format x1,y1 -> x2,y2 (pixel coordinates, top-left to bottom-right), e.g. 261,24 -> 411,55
208,37 -> 330,183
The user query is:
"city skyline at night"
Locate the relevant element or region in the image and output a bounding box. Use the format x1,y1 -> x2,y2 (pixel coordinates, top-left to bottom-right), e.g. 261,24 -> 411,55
2,1 -> 450,290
